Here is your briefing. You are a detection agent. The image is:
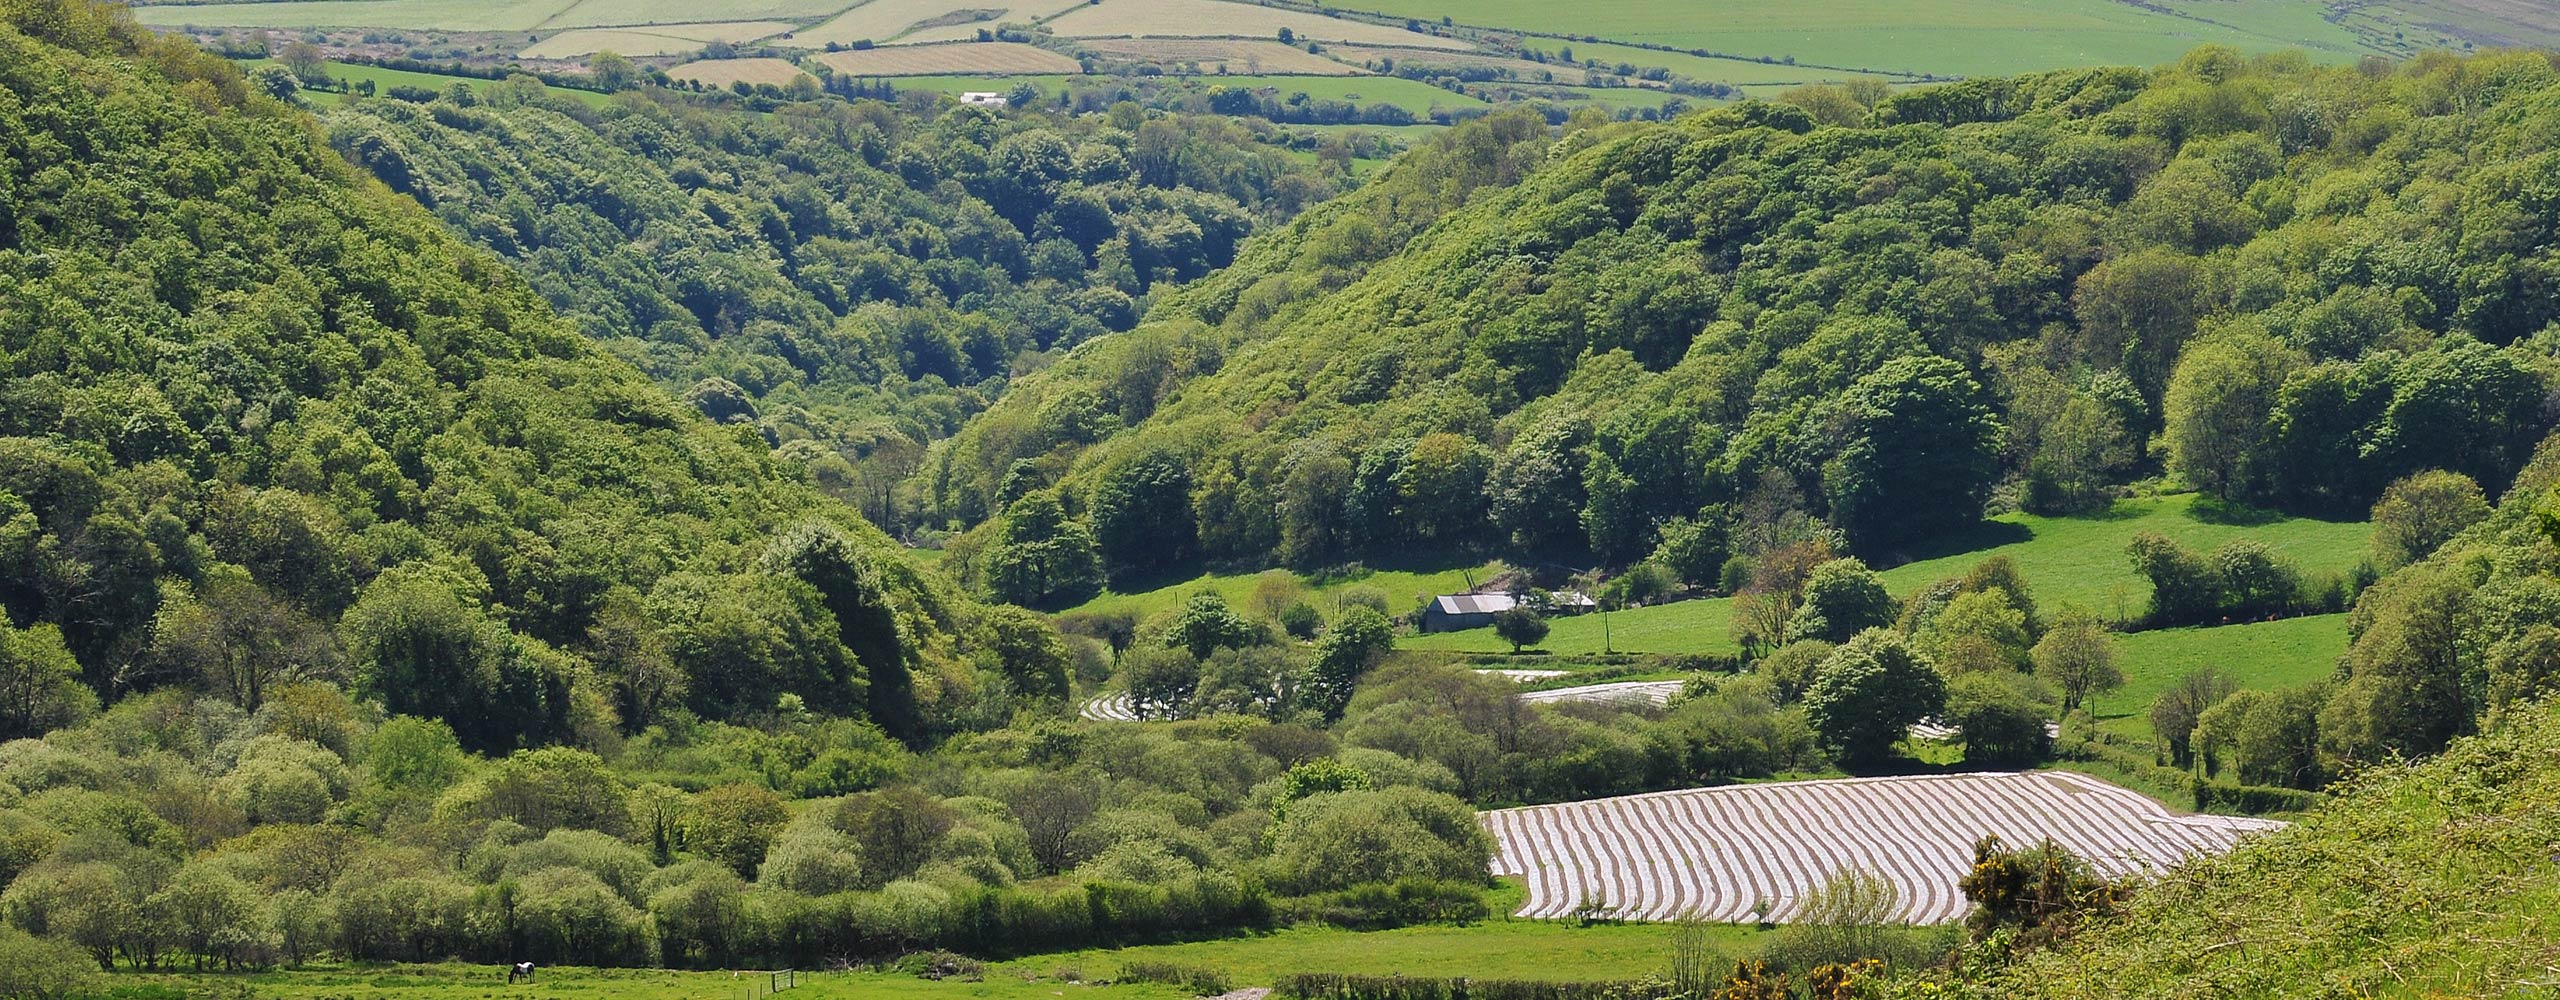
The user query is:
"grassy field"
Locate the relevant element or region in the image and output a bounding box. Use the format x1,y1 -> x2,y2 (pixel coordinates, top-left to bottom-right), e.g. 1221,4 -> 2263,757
812,41 -> 1084,75
1324,0 -> 2368,77
78,910 -> 1751,998
2100,614 -> 2348,739
1407,593 -> 1738,656
1539,38 -> 1903,87
239,57 -> 615,106
98,963 -> 1192,1000
1876,493 -> 2369,619
1058,559 -> 1504,622
1218,72 -> 1489,109
998,892 -> 1760,982
1406,494 -> 2368,656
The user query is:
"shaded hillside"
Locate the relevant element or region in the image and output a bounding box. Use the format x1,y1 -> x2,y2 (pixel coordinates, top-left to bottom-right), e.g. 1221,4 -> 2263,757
0,0 -> 1044,749
319,86 -> 1342,529
921,50 -> 2560,596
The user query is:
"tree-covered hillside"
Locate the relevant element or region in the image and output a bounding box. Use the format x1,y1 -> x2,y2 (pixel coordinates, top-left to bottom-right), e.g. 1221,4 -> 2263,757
923,50 -> 2560,602
316,85 -> 1343,530
0,0 -> 1045,751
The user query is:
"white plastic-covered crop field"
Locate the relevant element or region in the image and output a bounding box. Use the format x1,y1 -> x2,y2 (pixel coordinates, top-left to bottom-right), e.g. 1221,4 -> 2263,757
1482,771 -> 2282,924
1517,680 -> 1684,706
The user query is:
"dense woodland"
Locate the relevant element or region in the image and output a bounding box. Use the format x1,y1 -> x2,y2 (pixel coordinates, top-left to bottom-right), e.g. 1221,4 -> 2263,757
4,0 -> 2560,992
926,50 -> 2560,601
319,85 -> 1343,530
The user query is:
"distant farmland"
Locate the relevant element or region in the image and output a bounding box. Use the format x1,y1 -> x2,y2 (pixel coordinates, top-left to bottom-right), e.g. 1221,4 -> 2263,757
1484,771 -> 2282,923
1081,38 -> 1365,75
788,0 -> 1086,47
519,21 -> 792,58
1046,0 -> 1473,49
812,41 -> 1082,75
666,56 -> 811,87
131,0 -> 2560,103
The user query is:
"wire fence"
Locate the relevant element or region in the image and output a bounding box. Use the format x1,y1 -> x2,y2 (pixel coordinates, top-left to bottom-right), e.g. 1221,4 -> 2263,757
729,968 -> 800,1000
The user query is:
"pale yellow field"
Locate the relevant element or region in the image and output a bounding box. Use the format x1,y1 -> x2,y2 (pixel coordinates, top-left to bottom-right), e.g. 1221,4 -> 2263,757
666,56 -> 812,86
1079,37 -> 1362,74
1046,0 -> 1472,49
1323,43 -> 1598,83
541,0 -> 854,28
811,40 -> 1082,74
787,0 -> 1085,46
520,21 -> 794,57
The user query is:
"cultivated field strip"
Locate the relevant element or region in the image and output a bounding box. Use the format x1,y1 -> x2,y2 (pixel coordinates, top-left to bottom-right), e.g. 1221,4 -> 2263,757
1083,675 -> 1668,722
812,41 -> 1082,75
1482,771 -> 2283,924
1473,668 -> 1569,682
1517,680 -> 1683,706
1078,691 -> 1186,721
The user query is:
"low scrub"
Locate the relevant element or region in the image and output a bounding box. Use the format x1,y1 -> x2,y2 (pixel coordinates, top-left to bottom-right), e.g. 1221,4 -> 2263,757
1277,973 -> 1672,1000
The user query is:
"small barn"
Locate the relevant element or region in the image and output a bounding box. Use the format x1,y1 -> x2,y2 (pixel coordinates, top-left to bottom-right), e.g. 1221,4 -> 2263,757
1420,590 -> 1597,633
959,91 -> 1009,107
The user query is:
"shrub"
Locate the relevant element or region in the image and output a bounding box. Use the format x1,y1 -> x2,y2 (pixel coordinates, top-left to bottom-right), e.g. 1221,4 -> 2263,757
1492,608 -> 1549,652
1118,960 -> 1230,994
0,927 -> 94,1000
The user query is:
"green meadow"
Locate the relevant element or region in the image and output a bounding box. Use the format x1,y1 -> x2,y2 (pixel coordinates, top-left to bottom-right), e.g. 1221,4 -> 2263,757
92,898 -> 1749,998
1000,909 -> 1757,982
1875,493 -> 2370,619
1061,560 -> 1506,622
95,963 -> 1190,1000
1330,0 -> 2368,77
1407,494 -> 2368,657
2101,614 -> 2349,739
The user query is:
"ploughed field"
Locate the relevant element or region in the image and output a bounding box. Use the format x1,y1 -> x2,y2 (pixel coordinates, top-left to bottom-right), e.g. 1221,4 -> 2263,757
1483,771 -> 2281,924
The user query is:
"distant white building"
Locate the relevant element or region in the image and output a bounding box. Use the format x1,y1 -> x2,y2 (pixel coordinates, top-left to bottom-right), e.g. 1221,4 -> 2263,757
1421,590 -> 1597,633
959,91 -> 1008,107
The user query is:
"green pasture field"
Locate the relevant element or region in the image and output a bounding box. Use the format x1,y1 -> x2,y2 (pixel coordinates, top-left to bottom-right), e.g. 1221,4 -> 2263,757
1405,592 -> 1737,657
81,910 -> 1752,998
96,963 -> 1191,1000
1532,38 -> 1904,88
1214,72 -> 1491,110
237,57 -> 616,107
1404,494 -> 2368,656
1057,559 -> 1505,622
1876,493 -> 2370,619
999,907 -> 1760,982
2100,613 -> 2348,739
1325,0 -> 2368,78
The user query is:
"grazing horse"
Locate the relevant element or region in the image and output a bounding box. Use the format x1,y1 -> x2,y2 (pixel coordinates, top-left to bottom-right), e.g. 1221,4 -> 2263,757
509,962 -> 537,984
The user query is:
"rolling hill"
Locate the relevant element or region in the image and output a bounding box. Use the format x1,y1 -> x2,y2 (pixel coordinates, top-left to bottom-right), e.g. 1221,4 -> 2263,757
0,0 -> 1024,748
920,51 -> 2560,601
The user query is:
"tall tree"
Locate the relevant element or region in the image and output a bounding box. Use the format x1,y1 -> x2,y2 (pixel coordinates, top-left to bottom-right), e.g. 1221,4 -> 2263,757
1822,356 -> 2004,556
1803,629 -> 1946,766
2030,609 -> 2123,714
